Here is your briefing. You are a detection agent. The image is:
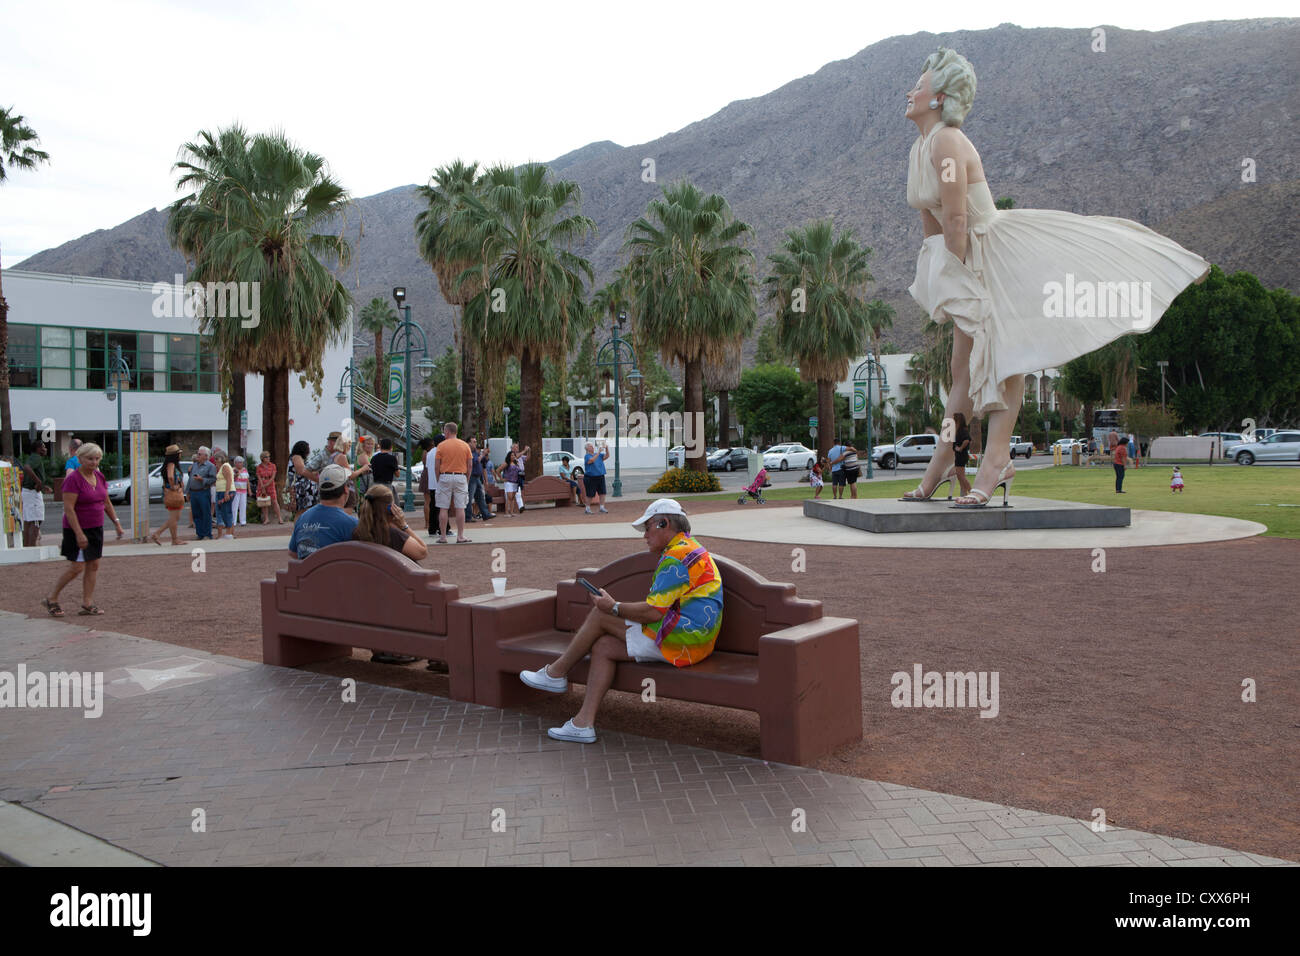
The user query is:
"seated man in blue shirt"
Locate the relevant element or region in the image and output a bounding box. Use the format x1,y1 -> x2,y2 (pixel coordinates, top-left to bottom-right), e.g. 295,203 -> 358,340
288,464 -> 358,559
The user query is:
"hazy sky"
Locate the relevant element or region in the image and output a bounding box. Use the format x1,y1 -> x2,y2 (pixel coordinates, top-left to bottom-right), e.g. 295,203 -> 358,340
1,0 -> 1292,267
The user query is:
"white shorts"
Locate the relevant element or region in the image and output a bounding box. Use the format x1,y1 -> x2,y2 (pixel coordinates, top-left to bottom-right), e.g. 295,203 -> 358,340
22,488 -> 45,522
435,473 -> 468,509
625,620 -> 666,664
503,481 -> 519,494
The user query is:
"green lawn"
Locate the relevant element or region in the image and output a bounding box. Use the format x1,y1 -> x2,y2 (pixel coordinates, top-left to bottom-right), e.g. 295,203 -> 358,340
694,464 -> 1300,539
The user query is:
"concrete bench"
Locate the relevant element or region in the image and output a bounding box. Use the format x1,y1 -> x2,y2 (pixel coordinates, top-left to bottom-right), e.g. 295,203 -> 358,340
259,541 -> 476,701
466,551 -> 862,765
484,474 -> 576,511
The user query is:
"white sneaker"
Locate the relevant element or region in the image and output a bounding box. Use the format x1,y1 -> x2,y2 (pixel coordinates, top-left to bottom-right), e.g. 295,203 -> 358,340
584,507 -> 592,514
520,665 -> 568,693
599,506 -> 609,513
547,719 -> 596,743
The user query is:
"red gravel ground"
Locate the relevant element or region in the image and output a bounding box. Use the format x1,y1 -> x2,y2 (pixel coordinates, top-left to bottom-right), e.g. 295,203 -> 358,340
6,498 -> 1297,861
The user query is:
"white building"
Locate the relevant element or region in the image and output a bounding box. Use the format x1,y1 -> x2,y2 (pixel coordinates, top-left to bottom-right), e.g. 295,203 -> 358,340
3,270 -> 352,461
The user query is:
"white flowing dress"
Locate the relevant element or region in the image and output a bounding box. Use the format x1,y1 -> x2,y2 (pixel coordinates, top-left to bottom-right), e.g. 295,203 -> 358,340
906,124 -> 1210,416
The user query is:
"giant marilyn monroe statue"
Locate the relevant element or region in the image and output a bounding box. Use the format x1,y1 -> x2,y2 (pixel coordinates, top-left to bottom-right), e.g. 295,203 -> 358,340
899,48 -> 1209,507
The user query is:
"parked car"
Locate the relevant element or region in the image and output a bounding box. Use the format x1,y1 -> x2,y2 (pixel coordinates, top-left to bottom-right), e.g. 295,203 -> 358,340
542,450 -> 578,476
1009,435 -> 1033,458
668,445 -> 717,467
871,434 -> 939,470
1200,432 -> 1246,458
1048,438 -> 1086,460
1232,431 -> 1300,465
706,448 -> 749,471
107,460 -> 194,504
762,443 -> 816,471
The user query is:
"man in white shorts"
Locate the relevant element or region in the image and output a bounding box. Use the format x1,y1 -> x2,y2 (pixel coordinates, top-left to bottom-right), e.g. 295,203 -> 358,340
21,440 -> 53,547
432,422 -> 472,544
518,498 -> 725,743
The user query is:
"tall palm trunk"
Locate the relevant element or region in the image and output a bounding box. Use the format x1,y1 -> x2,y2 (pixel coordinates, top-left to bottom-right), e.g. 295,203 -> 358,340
476,380 -> 489,443
373,330 -> 386,397
685,357 -> 705,473
817,380 -> 834,460
520,349 -> 543,479
717,389 -> 730,446
227,371 -> 246,457
0,257 -> 12,459
263,368 -> 291,496
460,315 -> 477,435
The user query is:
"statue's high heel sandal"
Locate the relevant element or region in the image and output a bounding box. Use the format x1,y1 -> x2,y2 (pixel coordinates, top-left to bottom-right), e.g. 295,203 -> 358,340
900,471 -> 955,502
953,462 -> 1015,509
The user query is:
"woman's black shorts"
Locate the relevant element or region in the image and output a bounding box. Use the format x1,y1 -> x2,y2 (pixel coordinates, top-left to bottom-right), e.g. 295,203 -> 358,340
61,525 -> 104,563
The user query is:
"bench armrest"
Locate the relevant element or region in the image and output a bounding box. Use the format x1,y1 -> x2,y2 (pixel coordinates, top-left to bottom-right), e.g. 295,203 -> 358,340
470,588 -> 559,640
757,616 -> 862,765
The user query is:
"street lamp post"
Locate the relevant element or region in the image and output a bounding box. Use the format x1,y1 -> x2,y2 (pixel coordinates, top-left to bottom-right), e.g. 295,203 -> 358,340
852,355 -> 889,480
336,360 -> 359,465
105,344 -> 133,479
504,406 -> 510,443
1157,360 -> 1169,413
388,287 -> 434,512
596,311 -> 642,498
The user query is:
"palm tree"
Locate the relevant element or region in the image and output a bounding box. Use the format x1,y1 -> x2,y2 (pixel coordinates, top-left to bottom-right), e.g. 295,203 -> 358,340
625,181 -> 757,473
357,297 -> 397,397
0,107 -> 51,459
703,340 -> 743,446
415,160 -> 486,435
765,221 -> 874,461
168,126 -> 353,491
865,298 -> 895,356
458,164 -> 594,477
1095,336 -> 1142,410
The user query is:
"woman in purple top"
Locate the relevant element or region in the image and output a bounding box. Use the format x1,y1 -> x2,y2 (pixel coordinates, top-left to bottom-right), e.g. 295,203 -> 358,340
42,442 -> 125,617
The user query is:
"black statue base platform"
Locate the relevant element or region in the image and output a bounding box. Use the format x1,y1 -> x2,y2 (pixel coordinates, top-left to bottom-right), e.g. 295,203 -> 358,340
802,495 -> 1130,533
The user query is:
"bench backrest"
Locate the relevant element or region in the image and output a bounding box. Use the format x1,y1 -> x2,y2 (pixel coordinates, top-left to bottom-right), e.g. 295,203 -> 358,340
269,540 -> 459,634
556,550 -> 822,655
486,474 -> 570,500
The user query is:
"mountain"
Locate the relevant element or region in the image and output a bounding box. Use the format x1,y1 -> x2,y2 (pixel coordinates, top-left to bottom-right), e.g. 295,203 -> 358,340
17,18 -> 1300,359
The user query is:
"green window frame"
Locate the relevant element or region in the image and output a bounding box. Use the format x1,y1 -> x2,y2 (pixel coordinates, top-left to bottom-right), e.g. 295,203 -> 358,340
4,323 -> 220,393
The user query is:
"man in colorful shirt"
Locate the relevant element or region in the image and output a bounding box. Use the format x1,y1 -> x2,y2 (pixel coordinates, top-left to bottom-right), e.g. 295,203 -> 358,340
519,498 -> 723,743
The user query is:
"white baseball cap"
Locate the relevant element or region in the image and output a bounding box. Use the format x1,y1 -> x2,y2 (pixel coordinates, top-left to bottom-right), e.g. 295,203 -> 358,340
632,498 -> 687,530
319,464 -> 350,492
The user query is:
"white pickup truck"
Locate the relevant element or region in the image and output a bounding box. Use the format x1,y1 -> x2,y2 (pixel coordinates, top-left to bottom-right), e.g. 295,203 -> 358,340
1009,435 -> 1033,458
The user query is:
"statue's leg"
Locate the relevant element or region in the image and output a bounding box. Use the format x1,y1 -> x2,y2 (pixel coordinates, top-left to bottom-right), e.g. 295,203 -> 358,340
902,328 -> 974,498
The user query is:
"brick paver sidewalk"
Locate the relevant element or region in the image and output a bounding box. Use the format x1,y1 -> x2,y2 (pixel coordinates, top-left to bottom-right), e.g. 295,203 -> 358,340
0,612 -> 1291,867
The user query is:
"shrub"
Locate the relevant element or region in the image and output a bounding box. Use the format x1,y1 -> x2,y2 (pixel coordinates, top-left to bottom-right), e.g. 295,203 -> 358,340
647,468 -> 722,494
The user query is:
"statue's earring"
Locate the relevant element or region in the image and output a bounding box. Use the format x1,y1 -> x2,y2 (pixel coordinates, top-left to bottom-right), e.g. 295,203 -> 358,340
929,98 -> 940,110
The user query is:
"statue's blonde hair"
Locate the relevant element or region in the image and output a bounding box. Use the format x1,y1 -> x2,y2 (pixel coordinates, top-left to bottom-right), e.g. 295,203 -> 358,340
922,48 -> 976,127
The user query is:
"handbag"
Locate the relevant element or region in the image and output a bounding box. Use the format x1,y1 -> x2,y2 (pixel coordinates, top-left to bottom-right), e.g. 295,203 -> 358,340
164,485 -> 184,509
256,495 -> 272,507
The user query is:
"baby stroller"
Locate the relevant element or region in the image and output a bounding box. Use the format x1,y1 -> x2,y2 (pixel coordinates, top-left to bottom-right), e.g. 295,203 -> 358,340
737,467 -> 769,505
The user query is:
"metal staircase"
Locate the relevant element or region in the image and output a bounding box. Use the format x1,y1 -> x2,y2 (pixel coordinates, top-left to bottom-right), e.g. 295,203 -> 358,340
352,384 -> 412,445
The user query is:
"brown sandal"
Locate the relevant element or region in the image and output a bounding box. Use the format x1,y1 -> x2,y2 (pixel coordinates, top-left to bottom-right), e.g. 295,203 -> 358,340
78,605 -> 105,616
41,598 -> 64,617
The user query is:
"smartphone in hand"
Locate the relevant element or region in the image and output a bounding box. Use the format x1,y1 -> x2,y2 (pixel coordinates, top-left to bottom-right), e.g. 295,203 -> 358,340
578,578 -> 602,597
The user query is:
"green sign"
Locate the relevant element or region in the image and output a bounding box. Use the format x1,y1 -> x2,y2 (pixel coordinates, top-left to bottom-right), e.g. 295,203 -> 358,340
853,382 -> 867,420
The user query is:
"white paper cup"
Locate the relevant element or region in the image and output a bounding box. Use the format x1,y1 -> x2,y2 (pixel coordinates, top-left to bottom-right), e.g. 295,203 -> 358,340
491,577 -> 507,596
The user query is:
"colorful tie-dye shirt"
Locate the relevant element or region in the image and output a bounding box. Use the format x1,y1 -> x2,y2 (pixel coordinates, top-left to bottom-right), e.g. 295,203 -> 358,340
643,533 -> 723,667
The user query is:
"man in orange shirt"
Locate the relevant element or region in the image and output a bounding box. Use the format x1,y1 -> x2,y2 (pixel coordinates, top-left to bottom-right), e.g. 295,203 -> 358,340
433,422 -> 473,543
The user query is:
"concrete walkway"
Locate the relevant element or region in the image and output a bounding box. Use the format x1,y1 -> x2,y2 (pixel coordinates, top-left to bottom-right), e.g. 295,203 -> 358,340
0,611 -> 1291,867
39,503 -> 1264,562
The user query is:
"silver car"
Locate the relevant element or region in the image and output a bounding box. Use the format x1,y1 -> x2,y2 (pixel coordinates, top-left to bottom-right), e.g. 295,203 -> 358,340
872,434 -> 938,469
1232,431 -> 1300,465
107,461 -> 194,504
